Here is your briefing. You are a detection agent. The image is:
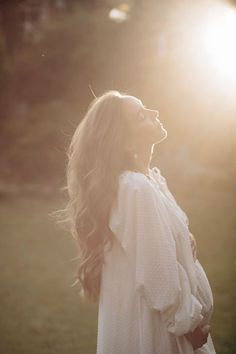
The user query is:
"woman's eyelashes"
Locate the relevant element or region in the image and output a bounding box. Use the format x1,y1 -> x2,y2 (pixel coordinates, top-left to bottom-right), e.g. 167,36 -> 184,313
139,109 -> 146,120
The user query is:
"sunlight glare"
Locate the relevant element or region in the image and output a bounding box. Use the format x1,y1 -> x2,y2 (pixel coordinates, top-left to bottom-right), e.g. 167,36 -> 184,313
202,5 -> 236,82
109,3 -> 130,23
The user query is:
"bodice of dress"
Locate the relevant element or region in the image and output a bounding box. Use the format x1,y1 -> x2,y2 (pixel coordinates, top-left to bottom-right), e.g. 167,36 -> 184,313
122,167 -> 193,260
148,167 -> 190,227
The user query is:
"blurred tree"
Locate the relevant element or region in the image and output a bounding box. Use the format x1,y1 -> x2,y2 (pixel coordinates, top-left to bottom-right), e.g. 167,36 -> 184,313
0,0 -> 23,55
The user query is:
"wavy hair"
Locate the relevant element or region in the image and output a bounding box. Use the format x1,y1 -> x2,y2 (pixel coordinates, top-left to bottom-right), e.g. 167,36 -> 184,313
55,90 -> 138,303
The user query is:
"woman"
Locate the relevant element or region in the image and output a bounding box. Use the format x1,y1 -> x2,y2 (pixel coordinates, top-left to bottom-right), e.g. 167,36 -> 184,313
63,90 -> 216,353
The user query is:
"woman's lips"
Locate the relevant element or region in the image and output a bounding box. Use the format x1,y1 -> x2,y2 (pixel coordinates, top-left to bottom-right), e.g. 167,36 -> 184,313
153,119 -> 163,128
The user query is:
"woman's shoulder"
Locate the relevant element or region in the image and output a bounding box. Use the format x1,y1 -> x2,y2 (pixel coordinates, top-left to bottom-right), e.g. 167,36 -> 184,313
118,169 -> 157,196
119,169 -> 150,183
119,166 -> 163,184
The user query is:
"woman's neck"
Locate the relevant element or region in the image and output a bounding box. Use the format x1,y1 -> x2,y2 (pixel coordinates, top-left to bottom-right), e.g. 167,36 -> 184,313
132,146 -> 152,175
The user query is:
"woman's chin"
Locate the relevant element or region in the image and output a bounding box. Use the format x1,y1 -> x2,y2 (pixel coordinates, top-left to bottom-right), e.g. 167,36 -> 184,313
157,127 -> 167,143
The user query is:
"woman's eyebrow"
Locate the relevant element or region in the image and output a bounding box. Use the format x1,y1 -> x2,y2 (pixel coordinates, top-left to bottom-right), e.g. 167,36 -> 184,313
136,105 -> 145,115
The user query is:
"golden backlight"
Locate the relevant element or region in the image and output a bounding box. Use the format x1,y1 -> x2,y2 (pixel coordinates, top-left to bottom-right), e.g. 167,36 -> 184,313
165,0 -> 236,107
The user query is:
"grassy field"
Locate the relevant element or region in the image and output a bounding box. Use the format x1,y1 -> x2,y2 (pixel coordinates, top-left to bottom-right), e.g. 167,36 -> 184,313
0,187 -> 235,354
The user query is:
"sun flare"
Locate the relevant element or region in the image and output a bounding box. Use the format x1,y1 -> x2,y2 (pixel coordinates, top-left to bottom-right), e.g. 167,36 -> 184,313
201,5 -> 236,83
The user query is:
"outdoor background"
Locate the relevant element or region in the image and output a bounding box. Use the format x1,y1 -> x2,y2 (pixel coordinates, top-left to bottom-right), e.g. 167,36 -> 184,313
0,0 -> 235,353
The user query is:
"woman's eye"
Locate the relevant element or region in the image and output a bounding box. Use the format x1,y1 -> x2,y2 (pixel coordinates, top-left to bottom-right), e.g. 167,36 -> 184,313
139,112 -> 145,120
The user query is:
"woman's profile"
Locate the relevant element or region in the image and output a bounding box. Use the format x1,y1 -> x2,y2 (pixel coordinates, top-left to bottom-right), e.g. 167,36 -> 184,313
60,90 -> 216,353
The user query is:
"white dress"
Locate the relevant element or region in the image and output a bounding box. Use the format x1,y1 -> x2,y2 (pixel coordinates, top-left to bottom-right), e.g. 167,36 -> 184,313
96,166 -> 216,354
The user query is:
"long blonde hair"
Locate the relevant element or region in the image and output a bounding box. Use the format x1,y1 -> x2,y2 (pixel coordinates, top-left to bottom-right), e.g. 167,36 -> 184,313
56,90 -> 137,303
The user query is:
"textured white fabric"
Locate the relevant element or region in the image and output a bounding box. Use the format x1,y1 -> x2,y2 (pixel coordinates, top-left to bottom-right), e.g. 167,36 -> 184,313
96,167 -> 216,354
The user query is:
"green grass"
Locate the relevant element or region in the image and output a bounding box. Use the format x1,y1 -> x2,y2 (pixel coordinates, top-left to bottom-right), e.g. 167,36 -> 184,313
0,188 -> 235,353
0,195 -> 97,354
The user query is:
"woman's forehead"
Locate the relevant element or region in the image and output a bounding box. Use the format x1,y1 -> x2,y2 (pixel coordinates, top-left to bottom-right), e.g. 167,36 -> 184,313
122,95 -> 143,116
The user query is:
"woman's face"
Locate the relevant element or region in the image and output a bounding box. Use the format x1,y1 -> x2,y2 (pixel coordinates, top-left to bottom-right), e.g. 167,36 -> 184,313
122,95 -> 167,148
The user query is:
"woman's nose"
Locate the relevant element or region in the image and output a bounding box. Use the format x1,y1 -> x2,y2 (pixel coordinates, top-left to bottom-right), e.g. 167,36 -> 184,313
149,109 -> 159,122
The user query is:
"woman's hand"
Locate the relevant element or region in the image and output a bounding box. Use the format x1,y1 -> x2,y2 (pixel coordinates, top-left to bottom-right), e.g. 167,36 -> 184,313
184,324 -> 211,349
189,232 -> 197,261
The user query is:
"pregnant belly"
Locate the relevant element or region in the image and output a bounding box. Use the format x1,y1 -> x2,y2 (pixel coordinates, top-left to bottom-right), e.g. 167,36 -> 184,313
195,260 -> 214,325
